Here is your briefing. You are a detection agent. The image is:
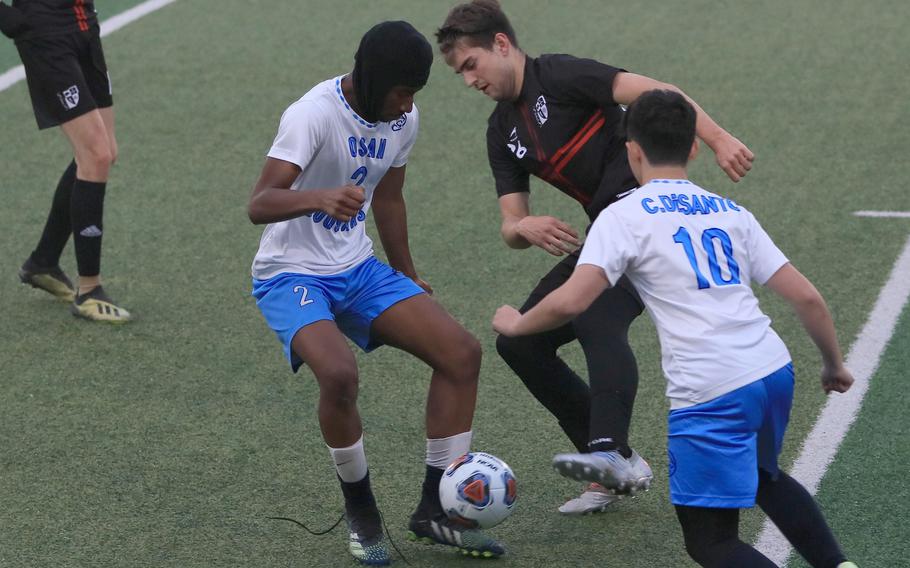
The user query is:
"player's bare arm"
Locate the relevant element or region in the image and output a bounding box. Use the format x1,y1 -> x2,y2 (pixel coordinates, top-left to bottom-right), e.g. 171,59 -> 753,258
247,157 -> 365,225
371,165 -> 432,294
765,263 -> 854,394
498,192 -> 580,256
612,72 -> 755,182
493,264 -> 610,336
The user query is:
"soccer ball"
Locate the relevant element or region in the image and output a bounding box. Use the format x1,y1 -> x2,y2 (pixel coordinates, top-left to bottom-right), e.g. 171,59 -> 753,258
439,452 -> 517,529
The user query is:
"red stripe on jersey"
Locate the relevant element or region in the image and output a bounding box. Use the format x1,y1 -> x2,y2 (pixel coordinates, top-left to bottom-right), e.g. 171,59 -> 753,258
550,110 -> 604,166
553,115 -> 605,173
519,105 -> 595,205
74,0 -> 89,31
518,105 -> 547,162
519,105 -> 591,205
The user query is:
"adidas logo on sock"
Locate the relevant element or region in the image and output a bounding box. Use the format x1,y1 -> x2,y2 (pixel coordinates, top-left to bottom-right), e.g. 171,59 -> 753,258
79,225 -> 103,237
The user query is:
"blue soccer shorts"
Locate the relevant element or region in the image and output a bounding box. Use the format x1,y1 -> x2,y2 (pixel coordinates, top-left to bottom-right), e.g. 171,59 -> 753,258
667,362 -> 794,508
252,256 -> 425,372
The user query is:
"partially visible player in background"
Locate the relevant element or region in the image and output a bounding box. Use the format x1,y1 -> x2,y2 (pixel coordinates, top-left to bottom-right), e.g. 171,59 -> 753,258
1,0 -> 129,322
494,90 -> 858,568
248,21 -> 504,565
437,0 -> 753,514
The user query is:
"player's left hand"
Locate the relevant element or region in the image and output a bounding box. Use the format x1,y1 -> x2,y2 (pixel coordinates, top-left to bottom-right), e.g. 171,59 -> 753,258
713,133 -> 754,182
821,364 -> 854,394
492,305 -> 521,336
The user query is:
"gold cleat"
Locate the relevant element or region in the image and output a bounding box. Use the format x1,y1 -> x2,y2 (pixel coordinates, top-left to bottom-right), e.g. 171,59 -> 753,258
71,286 -> 131,323
18,259 -> 76,302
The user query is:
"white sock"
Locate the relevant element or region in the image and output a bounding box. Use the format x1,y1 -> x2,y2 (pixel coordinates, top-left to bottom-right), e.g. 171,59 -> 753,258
328,435 -> 368,483
426,431 -> 473,469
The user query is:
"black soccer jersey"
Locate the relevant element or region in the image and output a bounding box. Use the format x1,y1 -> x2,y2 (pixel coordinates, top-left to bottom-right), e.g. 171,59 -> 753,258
486,54 -> 638,221
10,0 -> 98,38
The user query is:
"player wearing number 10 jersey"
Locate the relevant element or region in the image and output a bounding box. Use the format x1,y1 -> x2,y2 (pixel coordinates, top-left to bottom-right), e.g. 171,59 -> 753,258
248,21 -> 504,566
494,90 -> 857,567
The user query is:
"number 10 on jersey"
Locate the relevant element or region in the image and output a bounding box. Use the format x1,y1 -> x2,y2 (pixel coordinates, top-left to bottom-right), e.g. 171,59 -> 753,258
673,227 -> 741,289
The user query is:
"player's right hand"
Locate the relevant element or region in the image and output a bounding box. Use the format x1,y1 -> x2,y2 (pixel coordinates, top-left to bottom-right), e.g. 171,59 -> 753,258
321,184 -> 366,222
713,133 -> 754,182
820,364 -> 854,394
516,216 -> 581,256
492,305 -> 522,336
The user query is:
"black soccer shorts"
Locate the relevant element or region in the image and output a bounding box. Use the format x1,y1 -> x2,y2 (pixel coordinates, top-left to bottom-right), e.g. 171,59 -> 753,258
15,25 -> 112,130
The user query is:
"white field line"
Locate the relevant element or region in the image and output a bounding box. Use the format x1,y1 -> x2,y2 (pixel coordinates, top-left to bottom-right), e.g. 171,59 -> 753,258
854,211 -> 910,218
755,233 -> 910,565
0,0 -> 178,93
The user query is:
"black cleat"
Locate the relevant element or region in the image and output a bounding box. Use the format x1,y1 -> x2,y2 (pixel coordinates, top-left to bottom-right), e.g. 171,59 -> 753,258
407,506 -> 505,558
346,503 -> 390,566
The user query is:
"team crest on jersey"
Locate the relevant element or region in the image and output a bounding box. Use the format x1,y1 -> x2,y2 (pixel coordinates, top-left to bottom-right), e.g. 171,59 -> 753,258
390,114 -> 408,131
58,85 -> 80,110
533,95 -> 548,126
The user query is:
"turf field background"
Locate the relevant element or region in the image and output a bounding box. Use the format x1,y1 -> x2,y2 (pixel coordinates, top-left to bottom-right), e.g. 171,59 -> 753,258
1,1 -> 907,566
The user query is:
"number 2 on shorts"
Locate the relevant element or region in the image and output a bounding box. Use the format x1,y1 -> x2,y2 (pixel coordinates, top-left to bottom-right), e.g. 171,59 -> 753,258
293,285 -> 315,307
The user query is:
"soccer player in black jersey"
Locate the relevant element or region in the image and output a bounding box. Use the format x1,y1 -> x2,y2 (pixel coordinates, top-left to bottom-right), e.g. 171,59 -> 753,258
437,0 -> 754,514
1,0 -> 129,322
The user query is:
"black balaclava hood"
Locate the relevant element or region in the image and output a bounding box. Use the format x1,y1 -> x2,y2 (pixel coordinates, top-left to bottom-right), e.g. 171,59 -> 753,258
351,21 -> 433,124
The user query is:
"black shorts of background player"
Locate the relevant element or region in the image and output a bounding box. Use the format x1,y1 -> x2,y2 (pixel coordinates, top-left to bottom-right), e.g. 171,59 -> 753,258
436,0 -> 755,512
1,0 -> 129,322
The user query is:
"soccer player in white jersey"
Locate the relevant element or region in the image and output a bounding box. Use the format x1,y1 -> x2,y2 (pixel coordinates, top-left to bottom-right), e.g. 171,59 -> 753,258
248,21 -> 504,565
493,90 -> 858,567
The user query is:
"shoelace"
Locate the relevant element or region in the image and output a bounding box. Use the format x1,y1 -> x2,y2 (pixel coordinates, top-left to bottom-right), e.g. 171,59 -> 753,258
267,509 -> 412,566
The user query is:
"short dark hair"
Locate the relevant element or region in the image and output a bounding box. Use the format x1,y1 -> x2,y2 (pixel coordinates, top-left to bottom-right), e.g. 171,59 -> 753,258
436,0 -> 518,54
625,90 -> 697,166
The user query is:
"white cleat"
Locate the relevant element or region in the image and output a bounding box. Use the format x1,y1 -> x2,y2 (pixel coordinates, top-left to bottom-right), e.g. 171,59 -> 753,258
553,450 -> 653,495
558,483 -> 622,515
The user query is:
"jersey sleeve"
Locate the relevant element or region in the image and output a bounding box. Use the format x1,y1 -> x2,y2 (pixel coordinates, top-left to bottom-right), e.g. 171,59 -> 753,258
538,54 -> 625,109
746,211 -> 789,284
487,116 -> 530,197
266,99 -> 329,169
0,4 -> 29,39
577,208 -> 638,286
391,105 -> 420,168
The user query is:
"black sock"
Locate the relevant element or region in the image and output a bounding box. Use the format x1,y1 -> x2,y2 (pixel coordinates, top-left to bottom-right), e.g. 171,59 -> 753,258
588,439 -> 632,458
419,465 -> 444,513
756,470 -> 847,567
71,178 -> 106,278
339,471 -> 375,511
30,160 -> 77,267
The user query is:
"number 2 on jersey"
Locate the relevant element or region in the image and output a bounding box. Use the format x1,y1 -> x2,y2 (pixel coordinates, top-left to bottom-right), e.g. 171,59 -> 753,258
350,166 -> 368,186
673,227 -> 741,289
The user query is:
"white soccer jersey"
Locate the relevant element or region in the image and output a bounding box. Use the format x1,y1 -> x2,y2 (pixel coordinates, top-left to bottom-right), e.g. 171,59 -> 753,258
579,179 -> 792,409
252,76 -> 419,278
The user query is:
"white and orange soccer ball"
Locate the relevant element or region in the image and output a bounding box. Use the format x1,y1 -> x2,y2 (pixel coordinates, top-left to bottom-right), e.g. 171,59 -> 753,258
439,452 -> 517,529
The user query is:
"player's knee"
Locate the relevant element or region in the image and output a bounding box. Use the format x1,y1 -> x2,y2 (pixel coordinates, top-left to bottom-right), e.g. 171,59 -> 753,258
76,142 -> 113,179
317,365 -> 359,407
680,531 -> 714,566
495,333 -> 535,364
441,332 -> 482,385
460,334 -> 482,376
